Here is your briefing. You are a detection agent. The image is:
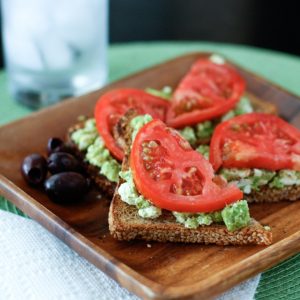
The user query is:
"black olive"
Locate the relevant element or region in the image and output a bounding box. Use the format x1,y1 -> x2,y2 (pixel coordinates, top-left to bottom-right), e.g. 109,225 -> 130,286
47,137 -> 73,155
47,152 -> 83,174
44,172 -> 88,204
47,137 -> 64,154
21,154 -> 48,186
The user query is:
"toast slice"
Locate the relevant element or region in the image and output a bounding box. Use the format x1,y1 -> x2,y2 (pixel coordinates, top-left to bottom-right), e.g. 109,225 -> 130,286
108,110 -> 272,245
109,169 -> 272,246
66,120 -> 117,197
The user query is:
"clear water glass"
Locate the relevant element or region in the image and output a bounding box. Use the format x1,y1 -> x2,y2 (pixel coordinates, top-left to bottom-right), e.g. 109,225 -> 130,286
1,0 -> 108,108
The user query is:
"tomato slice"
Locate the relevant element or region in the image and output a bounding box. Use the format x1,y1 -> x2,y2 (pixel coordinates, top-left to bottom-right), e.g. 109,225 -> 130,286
95,89 -> 170,161
210,113 -> 300,171
166,58 -> 245,128
130,119 -> 242,213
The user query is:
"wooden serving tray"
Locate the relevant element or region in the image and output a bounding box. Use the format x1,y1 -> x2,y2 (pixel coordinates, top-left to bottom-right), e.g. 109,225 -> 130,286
1,53 -> 300,300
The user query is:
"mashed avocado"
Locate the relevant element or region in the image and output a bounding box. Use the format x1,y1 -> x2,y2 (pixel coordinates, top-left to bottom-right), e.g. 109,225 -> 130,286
221,96 -> 253,121
196,145 -> 210,160
71,119 -> 99,151
173,200 -> 250,231
130,114 -> 153,141
71,118 -> 121,183
145,86 -> 172,100
195,121 -> 215,139
173,211 -> 223,228
118,170 -> 162,219
179,121 -> 215,146
179,97 -> 253,145
220,168 -> 276,194
179,126 -> 197,145
198,144 -> 300,192
269,170 -> 300,188
220,167 -> 300,193
85,137 -> 120,182
99,160 -> 120,183
235,96 -> 254,115
221,200 -> 250,231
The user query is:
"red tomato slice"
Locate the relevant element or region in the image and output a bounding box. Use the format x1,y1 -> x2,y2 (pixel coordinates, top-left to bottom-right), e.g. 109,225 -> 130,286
95,89 -> 170,161
130,119 -> 242,213
166,58 -> 245,128
210,113 -> 300,171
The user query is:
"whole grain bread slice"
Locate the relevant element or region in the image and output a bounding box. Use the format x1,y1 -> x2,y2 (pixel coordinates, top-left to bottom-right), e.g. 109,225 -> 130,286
108,110 -> 272,245
245,185 -> 300,203
109,193 -> 272,245
66,120 -> 116,198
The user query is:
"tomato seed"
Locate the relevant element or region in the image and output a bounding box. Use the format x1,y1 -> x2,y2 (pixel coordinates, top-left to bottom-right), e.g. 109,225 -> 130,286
148,141 -> 158,148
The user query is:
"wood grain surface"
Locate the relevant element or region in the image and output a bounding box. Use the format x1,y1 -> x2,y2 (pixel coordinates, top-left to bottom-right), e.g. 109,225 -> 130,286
0,53 -> 300,300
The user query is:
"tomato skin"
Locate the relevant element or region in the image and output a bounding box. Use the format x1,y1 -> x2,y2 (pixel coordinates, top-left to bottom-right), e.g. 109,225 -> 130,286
94,89 -> 170,161
166,58 -> 245,128
130,119 -> 243,213
210,113 -> 300,171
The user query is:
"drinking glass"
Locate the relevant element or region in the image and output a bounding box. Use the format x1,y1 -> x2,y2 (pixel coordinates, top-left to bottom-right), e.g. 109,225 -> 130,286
1,0 -> 108,108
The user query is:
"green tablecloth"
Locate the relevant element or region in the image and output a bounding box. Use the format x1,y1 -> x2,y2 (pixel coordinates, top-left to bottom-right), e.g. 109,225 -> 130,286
1,42 -> 299,299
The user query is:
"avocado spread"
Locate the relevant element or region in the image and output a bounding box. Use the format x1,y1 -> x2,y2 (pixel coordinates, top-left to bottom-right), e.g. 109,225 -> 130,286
71,119 -> 99,151
179,121 -> 215,146
117,115 -> 251,231
221,96 -> 253,121
173,200 -> 250,232
118,170 -> 162,219
221,200 -> 251,231
71,118 -> 121,183
179,97 -> 253,146
130,114 -> 153,141
195,144 -> 300,193
145,86 -> 172,100
196,145 -> 210,160
220,168 -> 300,194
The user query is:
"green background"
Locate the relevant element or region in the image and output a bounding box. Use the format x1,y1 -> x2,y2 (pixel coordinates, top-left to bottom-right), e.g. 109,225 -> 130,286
1,42 -> 299,299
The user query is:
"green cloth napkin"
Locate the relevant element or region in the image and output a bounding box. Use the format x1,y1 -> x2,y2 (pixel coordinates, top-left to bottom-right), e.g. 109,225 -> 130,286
1,42 -> 300,299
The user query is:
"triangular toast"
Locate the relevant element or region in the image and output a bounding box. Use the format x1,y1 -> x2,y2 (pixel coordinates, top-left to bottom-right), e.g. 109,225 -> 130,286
108,110 -> 272,245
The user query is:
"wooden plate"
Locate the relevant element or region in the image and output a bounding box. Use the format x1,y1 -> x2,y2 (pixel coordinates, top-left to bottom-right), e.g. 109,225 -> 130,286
1,53 -> 300,300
